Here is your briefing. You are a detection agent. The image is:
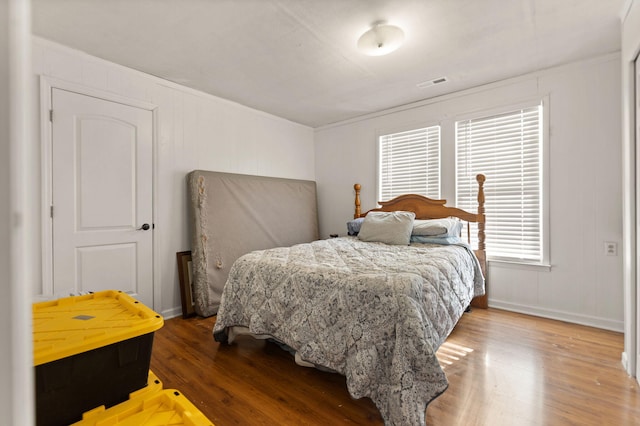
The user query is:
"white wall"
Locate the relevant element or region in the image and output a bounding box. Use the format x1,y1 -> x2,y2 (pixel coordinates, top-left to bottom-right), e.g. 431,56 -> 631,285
0,2 -> 12,420
315,54 -> 623,332
27,26 -> 624,333
30,37 -> 315,317
622,0 -> 640,377
3,0 -> 35,424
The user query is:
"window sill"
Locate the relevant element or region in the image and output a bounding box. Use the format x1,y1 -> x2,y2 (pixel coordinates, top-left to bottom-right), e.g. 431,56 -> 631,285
488,258 -> 552,272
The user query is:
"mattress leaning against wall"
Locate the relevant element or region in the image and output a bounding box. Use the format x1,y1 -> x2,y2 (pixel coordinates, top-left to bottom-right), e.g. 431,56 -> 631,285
187,170 -> 319,317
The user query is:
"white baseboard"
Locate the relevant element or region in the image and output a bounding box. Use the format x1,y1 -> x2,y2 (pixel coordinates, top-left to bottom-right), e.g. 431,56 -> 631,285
489,299 -> 624,332
622,351 -> 631,374
160,306 -> 184,320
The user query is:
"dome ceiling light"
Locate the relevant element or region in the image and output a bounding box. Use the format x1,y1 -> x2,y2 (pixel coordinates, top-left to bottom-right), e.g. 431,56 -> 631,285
357,21 -> 405,56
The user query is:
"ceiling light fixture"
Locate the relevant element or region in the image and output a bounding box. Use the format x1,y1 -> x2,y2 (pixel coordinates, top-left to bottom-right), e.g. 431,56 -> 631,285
357,21 -> 405,56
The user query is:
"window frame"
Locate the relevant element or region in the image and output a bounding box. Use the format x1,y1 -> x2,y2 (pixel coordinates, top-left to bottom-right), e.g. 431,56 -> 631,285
376,123 -> 442,203
454,97 -> 550,267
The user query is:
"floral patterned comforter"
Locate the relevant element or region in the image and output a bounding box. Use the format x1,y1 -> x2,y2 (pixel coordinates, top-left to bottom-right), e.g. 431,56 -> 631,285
213,236 -> 484,425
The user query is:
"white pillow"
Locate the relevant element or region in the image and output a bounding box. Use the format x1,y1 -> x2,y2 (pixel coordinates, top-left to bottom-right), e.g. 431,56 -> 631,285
357,211 -> 416,245
412,218 -> 463,237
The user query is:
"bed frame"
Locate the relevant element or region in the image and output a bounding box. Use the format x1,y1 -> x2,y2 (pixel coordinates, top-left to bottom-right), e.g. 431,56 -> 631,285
353,174 -> 487,308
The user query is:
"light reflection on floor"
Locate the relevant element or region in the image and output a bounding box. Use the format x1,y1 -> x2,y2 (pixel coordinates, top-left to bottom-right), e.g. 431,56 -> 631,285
436,341 -> 474,368
435,335 -> 545,425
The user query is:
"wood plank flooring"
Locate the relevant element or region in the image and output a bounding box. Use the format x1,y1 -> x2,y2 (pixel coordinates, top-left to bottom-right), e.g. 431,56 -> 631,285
150,308 -> 640,425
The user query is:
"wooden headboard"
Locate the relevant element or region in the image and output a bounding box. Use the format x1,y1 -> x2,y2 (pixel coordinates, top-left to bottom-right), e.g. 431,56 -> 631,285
353,174 -> 487,308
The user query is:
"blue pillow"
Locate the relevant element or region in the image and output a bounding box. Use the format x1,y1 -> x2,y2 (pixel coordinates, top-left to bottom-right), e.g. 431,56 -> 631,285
347,217 -> 365,235
410,235 -> 462,245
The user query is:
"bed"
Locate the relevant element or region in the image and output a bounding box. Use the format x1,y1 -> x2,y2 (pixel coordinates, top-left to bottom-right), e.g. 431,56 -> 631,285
211,174 -> 487,426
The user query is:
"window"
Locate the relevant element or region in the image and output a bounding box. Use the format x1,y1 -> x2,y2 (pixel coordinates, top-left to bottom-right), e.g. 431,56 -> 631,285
379,125 -> 441,201
456,103 -> 544,263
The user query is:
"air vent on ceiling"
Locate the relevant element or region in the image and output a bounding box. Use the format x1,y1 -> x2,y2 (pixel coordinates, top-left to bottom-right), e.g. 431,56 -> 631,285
416,77 -> 448,89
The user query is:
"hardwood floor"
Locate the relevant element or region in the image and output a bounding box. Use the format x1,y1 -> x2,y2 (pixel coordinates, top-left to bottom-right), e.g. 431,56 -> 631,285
150,308 -> 640,425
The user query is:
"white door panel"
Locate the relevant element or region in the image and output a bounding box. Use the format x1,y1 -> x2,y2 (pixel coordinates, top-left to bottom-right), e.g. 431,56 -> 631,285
76,117 -> 136,229
76,243 -> 137,293
51,88 -> 153,307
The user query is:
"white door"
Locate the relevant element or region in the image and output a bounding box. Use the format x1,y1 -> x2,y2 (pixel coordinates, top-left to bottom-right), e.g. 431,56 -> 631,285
51,88 -> 154,307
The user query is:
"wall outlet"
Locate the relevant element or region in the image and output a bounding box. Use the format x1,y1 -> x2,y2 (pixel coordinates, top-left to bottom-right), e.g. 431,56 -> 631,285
604,241 -> 618,256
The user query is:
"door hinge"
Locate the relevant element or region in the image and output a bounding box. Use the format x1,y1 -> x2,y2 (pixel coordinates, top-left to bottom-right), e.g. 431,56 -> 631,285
49,109 -> 53,122
50,205 -> 53,218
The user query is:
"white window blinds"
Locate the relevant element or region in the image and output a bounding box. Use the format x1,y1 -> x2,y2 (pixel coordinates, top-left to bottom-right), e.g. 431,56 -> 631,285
456,105 -> 543,262
379,126 -> 441,201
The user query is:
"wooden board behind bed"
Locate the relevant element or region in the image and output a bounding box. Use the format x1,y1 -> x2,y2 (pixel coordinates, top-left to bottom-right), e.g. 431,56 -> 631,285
353,174 -> 488,308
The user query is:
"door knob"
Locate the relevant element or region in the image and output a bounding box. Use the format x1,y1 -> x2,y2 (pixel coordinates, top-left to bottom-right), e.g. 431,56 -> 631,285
138,223 -> 151,231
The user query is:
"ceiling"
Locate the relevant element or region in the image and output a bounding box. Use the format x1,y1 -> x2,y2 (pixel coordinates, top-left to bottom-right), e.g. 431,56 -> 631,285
31,0 -> 625,128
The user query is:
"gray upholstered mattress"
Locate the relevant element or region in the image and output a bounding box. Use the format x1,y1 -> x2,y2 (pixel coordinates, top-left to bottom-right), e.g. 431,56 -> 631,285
187,170 -> 318,317
213,236 -> 485,425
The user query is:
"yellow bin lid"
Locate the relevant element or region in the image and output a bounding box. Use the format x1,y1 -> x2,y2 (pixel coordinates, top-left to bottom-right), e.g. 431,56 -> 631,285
33,290 -> 164,366
71,389 -> 214,426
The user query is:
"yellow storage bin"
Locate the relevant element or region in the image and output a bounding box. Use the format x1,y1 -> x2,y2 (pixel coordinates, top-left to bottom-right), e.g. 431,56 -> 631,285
34,290 -> 163,365
73,389 -> 214,426
137,370 -> 164,399
33,290 -> 164,426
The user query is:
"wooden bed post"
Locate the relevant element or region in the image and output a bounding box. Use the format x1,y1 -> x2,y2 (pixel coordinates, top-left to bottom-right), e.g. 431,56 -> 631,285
476,174 -> 486,251
354,184 -> 361,219
472,173 -> 488,309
